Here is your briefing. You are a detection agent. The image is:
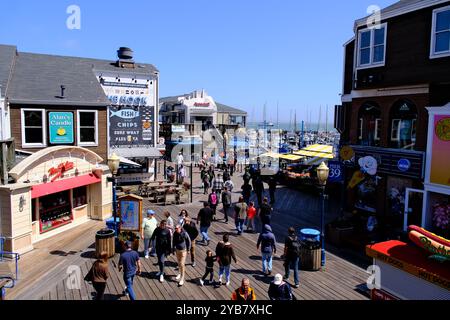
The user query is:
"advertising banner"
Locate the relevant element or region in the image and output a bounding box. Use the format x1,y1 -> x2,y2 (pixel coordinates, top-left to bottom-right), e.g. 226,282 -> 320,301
48,112 -> 74,144
430,115 -> 450,187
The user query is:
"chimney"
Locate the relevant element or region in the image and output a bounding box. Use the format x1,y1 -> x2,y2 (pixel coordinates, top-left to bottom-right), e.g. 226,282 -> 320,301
116,47 -> 135,69
60,85 -> 66,98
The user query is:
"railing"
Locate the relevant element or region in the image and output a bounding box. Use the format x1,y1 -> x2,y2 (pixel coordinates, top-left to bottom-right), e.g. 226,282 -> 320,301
0,237 -> 4,261
0,250 -> 20,280
0,276 -> 15,300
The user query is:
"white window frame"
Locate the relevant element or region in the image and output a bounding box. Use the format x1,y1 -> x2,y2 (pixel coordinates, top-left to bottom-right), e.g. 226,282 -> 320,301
374,118 -> 381,141
77,110 -> 98,147
358,118 -> 363,140
357,23 -> 388,69
391,119 -> 401,141
430,5 -> 450,59
21,108 -> 47,148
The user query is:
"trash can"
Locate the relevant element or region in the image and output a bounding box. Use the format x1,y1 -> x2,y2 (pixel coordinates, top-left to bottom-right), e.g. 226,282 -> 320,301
300,239 -> 321,271
299,228 -> 320,242
95,229 -> 116,258
105,217 -> 120,236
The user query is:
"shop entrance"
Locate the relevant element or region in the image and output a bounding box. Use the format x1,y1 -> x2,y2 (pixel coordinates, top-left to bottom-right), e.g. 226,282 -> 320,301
403,188 -> 426,231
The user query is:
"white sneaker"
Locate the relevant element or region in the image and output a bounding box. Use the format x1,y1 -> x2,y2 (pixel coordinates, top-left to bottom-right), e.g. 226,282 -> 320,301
145,255 -> 149,259
179,279 -> 184,286
226,281 -> 230,286
159,274 -> 165,283
199,279 -> 204,286
176,274 -> 181,281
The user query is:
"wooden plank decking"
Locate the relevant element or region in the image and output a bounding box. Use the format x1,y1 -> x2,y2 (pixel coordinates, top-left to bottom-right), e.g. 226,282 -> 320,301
6,167 -> 370,300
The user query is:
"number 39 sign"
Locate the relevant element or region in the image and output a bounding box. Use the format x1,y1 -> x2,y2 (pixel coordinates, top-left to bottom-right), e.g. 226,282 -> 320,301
327,161 -> 344,183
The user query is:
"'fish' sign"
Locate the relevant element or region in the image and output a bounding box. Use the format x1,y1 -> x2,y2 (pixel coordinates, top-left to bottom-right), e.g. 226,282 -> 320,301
110,109 -> 140,119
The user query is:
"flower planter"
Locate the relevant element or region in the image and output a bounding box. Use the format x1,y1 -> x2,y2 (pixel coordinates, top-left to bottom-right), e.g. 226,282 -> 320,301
327,224 -> 354,247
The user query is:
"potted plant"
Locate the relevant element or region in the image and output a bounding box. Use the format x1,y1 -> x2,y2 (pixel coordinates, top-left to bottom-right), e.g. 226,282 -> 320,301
118,231 -> 140,252
432,202 -> 450,239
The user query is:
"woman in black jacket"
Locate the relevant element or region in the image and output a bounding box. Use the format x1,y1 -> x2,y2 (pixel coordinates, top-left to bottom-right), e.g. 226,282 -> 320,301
150,220 -> 172,283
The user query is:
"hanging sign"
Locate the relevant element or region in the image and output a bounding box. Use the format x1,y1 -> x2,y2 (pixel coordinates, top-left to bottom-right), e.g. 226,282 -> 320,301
328,161 -> 343,183
49,112 -> 74,144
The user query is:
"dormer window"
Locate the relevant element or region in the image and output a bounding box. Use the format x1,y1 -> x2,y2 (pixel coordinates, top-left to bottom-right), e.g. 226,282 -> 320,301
357,23 -> 387,69
430,5 -> 450,58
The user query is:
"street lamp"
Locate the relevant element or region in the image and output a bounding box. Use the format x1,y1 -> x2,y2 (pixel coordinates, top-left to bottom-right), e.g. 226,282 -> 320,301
316,162 -> 329,267
107,153 -> 121,236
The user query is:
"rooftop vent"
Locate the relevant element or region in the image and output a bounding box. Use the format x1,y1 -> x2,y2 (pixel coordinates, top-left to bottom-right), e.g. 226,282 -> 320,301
116,47 -> 135,68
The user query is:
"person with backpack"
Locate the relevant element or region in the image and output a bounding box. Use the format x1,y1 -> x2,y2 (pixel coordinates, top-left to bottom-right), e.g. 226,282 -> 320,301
234,196 -> 247,235
150,220 -> 172,283
221,186 -> 232,223
268,274 -> 293,300
208,190 -> 218,221
283,227 -> 300,288
257,224 -> 277,276
183,216 -> 199,267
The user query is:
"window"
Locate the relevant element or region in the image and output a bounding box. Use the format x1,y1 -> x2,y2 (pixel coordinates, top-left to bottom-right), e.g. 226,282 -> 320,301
375,118 -> 381,141
358,118 -> 363,140
73,186 -> 87,208
411,119 -> 417,143
77,110 -> 98,146
21,109 -> 46,147
431,6 -> 450,58
357,24 -> 387,68
391,119 -> 401,141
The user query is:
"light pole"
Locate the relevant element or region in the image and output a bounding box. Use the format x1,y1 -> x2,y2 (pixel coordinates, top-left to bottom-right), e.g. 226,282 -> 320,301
107,153 -> 121,236
316,162 -> 329,267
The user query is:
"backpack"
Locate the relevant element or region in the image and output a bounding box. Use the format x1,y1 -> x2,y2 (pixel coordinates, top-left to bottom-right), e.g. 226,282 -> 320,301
210,193 -> 218,205
288,236 -> 301,257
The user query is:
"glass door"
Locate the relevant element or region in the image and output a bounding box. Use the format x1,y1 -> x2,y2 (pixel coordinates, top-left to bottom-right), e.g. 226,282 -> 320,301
403,188 -> 426,232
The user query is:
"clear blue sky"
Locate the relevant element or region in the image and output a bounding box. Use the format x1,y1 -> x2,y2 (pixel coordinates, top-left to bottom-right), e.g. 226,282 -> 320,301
1,0 -> 396,124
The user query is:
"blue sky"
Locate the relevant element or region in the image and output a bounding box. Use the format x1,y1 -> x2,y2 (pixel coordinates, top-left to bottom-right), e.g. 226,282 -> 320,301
1,0 -> 396,124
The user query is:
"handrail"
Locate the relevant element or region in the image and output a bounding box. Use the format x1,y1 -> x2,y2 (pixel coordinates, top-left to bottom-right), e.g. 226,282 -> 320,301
0,251 -> 20,280
0,237 -> 5,261
0,276 -> 15,300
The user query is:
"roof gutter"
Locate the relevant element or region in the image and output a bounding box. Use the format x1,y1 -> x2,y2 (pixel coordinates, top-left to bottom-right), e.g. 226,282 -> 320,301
8,99 -> 110,107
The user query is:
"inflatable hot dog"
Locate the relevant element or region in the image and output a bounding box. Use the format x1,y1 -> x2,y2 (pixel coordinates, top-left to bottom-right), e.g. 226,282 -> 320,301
408,225 -> 450,261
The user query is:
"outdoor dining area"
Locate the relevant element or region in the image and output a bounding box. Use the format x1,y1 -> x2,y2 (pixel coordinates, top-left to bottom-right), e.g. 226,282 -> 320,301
121,180 -> 191,205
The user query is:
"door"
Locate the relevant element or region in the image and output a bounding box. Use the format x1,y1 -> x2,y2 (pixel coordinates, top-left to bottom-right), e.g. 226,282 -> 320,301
403,188 -> 426,232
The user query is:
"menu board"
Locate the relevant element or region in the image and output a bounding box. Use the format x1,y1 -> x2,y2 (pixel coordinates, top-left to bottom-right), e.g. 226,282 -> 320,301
119,200 -> 140,231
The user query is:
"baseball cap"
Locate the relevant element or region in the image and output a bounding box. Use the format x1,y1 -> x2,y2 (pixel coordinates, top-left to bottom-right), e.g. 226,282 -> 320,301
125,241 -> 132,248
147,209 -> 155,215
273,274 -> 283,285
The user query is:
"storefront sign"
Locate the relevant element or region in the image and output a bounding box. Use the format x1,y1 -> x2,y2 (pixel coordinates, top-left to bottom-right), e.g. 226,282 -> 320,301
340,145 -> 354,161
371,289 -> 399,301
48,161 -> 74,182
397,159 -> 411,172
359,156 -> 377,175
48,112 -> 74,144
328,161 -> 343,183
193,102 -> 210,107
430,115 -> 450,187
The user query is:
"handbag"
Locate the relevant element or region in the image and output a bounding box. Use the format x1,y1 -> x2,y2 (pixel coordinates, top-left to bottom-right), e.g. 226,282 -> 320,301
84,263 -> 95,282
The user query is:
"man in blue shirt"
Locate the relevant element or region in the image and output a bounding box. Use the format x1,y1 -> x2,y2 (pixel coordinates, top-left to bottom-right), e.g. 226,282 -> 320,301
118,241 -> 141,300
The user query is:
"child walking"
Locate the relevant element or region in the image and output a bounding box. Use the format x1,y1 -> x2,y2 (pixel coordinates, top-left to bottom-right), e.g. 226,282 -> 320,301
199,250 -> 216,286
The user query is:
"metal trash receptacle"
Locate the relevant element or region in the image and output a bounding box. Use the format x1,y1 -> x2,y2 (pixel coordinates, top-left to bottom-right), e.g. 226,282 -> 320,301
300,239 -> 321,271
299,228 -> 320,242
95,229 -> 116,258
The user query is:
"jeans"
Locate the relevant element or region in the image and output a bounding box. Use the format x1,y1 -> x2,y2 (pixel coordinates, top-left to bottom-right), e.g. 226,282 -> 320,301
176,249 -> 187,282
284,257 -> 300,286
200,226 -> 210,242
218,264 -> 231,283
202,268 -> 214,282
144,238 -> 155,256
157,251 -> 166,274
246,217 -> 256,231
236,219 -> 244,234
123,274 -> 136,300
261,252 -> 273,273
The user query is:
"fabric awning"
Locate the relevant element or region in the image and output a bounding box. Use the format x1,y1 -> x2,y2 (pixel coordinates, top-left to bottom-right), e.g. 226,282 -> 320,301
259,152 -> 282,158
279,154 -> 304,161
31,174 -> 101,199
294,144 -> 334,159
119,157 -> 142,167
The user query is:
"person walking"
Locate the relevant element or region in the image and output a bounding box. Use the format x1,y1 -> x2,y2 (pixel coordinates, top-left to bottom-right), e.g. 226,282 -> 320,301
172,224 -> 191,286
245,201 -> 257,233
178,209 -> 189,227
141,209 -> 158,258
182,216 -> 199,267
283,227 -> 301,288
224,178 -> 234,192
259,197 -> 273,229
241,181 -> 253,205
202,171 -> 210,195
212,173 -> 224,195
231,278 -> 256,301
268,176 -> 277,205
164,211 -> 174,235
216,234 -> 237,286
223,168 -> 230,182
197,202 -> 214,245
221,186 -> 232,223
234,196 -> 247,235
208,190 -> 219,221
254,175 -> 265,207
178,164 -> 186,184
199,250 -> 216,286
118,241 -> 141,300
150,220 -> 172,283
243,168 -> 251,185
268,274 -> 293,300
257,224 -> 277,276
85,251 -> 110,300
208,165 -> 215,185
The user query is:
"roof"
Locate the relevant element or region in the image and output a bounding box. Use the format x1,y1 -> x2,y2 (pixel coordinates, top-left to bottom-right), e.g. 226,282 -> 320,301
216,102 -> 247,115
0,45 -> 17,96
355,0 -> 450,29
1,45 -> 158,106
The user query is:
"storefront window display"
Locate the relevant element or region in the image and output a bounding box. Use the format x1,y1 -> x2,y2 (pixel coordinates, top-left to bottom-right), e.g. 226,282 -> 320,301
73,186 -> 87,208
39,190 -> 73,233
430,193 -> 450,238
355,177 -> 377,213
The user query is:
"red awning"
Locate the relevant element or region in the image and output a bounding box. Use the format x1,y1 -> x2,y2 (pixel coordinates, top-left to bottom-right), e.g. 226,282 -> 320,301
31,174 -> 101,199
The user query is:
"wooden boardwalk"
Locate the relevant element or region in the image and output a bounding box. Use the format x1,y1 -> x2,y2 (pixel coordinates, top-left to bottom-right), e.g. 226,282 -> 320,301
6,168 -> 370,300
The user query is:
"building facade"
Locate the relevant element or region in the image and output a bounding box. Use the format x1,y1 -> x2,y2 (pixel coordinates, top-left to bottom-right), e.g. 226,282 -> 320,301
336,0 -> 450,237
